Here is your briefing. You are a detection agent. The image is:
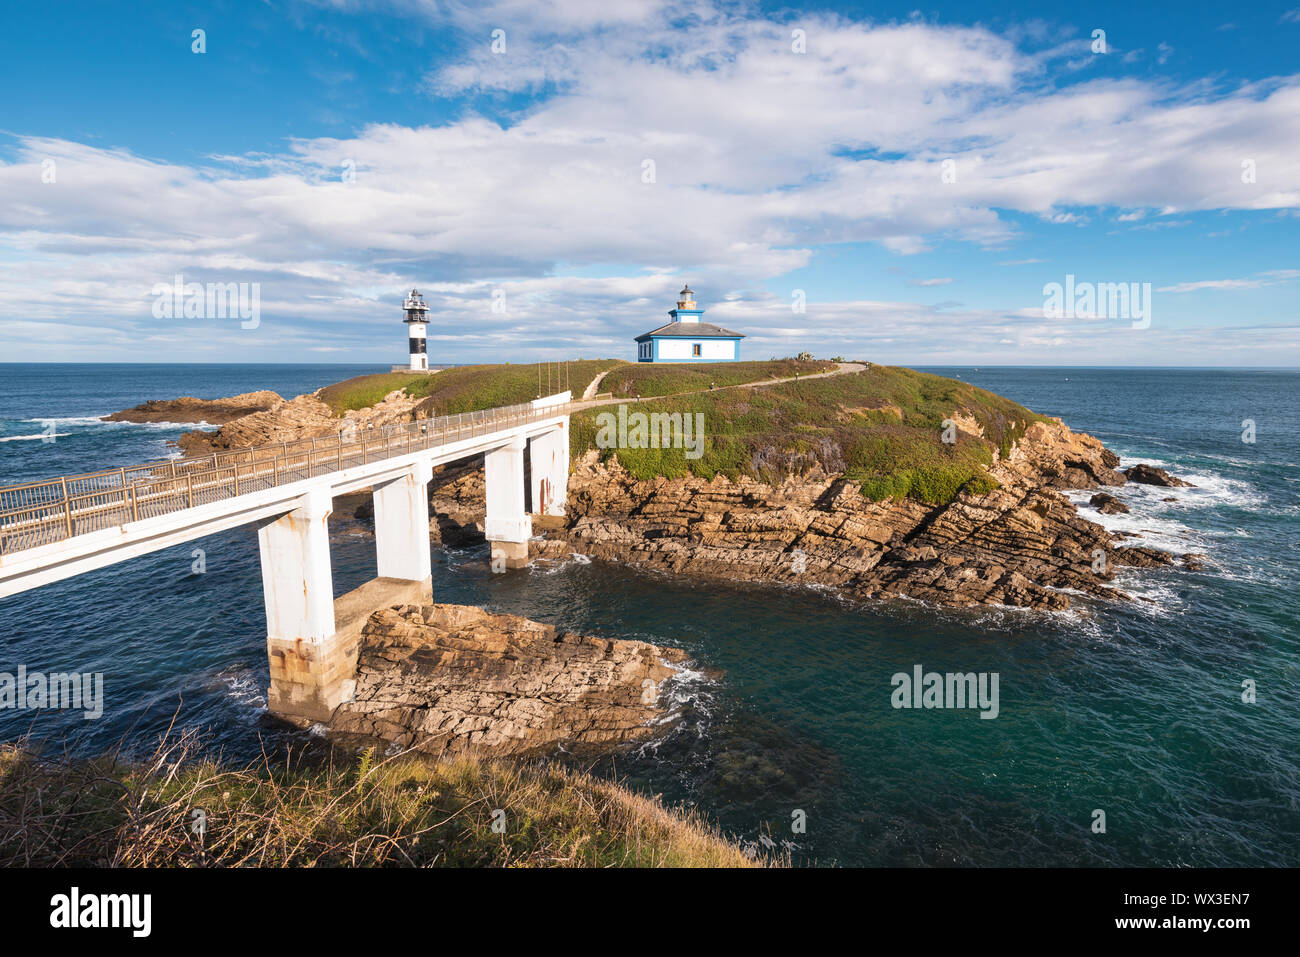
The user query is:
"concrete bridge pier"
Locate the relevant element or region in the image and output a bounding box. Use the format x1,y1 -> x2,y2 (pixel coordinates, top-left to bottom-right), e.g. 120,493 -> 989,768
528,425 -> 569,517
259,489 -> 350,723
485,434 -> 532,569
372,459 -> 434,590
261,471 -> 435,724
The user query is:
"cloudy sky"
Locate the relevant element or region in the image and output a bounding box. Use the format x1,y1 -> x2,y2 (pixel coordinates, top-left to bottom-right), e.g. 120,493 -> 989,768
1,0 -> 1297,366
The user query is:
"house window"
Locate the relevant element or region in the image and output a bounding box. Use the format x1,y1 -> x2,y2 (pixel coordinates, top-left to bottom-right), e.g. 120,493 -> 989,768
692,343 -> 702,356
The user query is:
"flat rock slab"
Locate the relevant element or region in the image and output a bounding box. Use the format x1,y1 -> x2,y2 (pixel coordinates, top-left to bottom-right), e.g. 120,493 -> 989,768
103,390 -> 282,424
331,603 -> 687,758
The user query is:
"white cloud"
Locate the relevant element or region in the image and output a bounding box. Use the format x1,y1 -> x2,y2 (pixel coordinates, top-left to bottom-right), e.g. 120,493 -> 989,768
2,6 -> 1299,364
1157,271 -> 1299,293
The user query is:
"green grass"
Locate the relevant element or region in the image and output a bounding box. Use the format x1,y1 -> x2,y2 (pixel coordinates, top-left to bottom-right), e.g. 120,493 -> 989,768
318,361 -> 628,417
572,365 -> 1048,505
600,359 -> 836,398
406,360 -> 625,416
0,735 -> 761,868
313,360 -> 1043,508
318,372 -> 430,414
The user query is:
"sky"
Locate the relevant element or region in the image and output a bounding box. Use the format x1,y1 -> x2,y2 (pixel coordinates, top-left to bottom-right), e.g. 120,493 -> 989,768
0,0 -> 1297,366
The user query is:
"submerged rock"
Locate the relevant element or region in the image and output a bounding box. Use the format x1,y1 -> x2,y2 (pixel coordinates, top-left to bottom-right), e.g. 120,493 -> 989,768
331,603 -> 687,757
1124,464 -> 1194,487
1089,492 -> 1130,515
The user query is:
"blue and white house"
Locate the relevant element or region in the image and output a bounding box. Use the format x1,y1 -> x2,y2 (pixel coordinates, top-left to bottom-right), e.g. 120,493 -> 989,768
634,286 -> 744,362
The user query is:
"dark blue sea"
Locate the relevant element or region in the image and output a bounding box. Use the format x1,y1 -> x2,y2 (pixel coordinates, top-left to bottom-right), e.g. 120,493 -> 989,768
1,363 -> 1297,867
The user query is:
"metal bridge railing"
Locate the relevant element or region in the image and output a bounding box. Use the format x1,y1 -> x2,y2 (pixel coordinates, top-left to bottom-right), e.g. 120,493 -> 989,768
0,400 -> 570,556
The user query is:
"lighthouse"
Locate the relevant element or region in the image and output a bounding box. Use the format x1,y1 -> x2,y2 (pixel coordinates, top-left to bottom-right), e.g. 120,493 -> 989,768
403,289 -> 429,371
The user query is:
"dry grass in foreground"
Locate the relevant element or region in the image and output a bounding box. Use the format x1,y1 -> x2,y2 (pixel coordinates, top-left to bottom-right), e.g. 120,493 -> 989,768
0,733 -> 762,868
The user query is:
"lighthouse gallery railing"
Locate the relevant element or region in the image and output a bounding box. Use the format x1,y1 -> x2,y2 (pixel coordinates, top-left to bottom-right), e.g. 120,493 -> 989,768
0,400 -> 571,556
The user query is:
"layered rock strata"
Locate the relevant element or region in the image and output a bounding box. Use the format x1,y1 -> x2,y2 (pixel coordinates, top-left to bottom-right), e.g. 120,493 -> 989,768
330,603 -> 686,756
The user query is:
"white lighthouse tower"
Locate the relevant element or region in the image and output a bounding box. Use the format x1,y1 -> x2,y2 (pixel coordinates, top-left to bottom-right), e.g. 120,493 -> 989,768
403,288 -> 429,371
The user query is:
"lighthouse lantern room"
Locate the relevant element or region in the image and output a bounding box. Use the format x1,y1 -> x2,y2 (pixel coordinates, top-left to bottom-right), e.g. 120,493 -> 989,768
403,289 -> 429,371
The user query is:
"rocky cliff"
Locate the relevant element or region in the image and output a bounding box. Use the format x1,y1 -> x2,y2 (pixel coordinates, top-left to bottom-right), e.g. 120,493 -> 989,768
498,417 -> 1193,611
330,603 -> 687,757
172,387 -> 423,455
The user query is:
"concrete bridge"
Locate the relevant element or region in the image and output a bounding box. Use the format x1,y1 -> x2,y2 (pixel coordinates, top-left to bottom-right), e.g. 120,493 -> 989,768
0,392 -> 573,722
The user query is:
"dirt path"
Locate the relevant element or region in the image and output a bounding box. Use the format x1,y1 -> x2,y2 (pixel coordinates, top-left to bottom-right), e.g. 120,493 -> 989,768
571,361 -> 866,410
581,368 -> 614,400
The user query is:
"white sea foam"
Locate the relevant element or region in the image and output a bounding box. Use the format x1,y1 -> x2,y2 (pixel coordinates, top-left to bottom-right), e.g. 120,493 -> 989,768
1169,471 -> 1265,510
1109,568 -> 1183,615
530,551 -> 594,575
632,659 -> 716,756
216,671 -> 267,711
23,415 -> 215,430
1066,464 -> 1261,555
1118,453 -> 1176,470
0,432 -> 71,442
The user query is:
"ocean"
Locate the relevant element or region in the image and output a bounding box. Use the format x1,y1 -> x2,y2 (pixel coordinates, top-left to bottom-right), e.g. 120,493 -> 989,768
1,363 -> 1297,866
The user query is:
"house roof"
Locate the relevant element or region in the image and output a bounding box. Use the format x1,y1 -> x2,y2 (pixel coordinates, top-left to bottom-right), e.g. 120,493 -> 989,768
635,321 -> 746,342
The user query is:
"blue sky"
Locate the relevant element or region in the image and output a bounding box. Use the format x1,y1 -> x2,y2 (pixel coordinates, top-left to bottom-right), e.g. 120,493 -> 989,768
1,0 -> 1297,365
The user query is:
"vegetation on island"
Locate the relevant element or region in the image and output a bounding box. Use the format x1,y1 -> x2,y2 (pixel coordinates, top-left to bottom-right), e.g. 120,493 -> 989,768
318,360 -> 626,416
571,364 -> 1048,506
0,735 -> 759,868
599,358 -> 836,399
317,358 -> 839,417
315,358 -> 1047,507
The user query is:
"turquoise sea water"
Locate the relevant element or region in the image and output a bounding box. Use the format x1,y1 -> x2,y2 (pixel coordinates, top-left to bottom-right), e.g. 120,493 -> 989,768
1,364 -> 1297,866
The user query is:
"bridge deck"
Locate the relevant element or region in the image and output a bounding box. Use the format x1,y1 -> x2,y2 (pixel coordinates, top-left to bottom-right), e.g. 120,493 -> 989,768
0,397 -> 572,557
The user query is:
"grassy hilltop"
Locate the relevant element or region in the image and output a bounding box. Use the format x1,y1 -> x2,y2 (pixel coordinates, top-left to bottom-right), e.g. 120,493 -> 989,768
308,359 -> 1046,507
314,358 -> 831,415
598,358 -> 834,397
317,359 -> 625,415
571,363 -> 1047,506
